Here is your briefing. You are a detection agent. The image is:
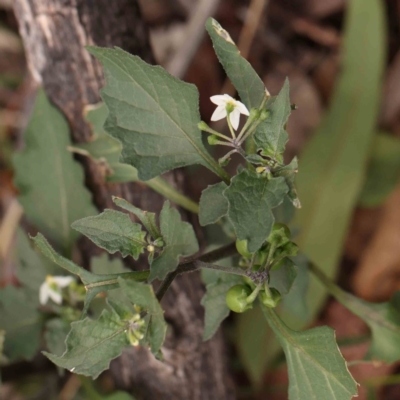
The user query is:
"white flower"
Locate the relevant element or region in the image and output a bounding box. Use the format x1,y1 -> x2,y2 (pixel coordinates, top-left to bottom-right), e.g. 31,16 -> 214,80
39,275 -> 74,305
210,94 -> 250,130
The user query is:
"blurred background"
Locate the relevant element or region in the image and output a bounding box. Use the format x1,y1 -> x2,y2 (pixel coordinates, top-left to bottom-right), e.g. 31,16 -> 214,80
1,0 -> 400,399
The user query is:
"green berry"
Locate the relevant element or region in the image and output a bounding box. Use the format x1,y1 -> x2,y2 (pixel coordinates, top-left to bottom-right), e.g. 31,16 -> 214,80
236,239 -> 252,258
226,284 -> 253,313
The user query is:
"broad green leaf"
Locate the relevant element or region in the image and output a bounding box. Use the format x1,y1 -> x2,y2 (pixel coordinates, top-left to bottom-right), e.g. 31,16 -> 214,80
224,169 -> 288,252
149,201 -> 199,281
199,182 -> 228,226
13,89 -> 96,252
32,233 -> 148,314
263,307 -> 358,400
269,258 -> 297,295
205,18 -> 266,109
45,318 -> 71,356
44,304 -> 130,378
113,197 -> 161,239
201,272 -> 242,341
118,278 -> 167,354
294,0 -> 386,323
0,286 -> 42,361
71,103 -> 139,183
254,79 -> 290,163
87,46 -> 229,183
311,264 -> 400,363
75,105 -> 201,214
359,133 -> 400,207
72,210 -> 146,259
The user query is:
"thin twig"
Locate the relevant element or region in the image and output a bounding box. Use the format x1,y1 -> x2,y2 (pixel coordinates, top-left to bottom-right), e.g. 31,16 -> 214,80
156,242 -> 237,301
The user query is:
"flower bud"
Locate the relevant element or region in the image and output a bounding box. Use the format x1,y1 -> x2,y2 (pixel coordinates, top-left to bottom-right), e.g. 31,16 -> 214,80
208,135 -> 220,145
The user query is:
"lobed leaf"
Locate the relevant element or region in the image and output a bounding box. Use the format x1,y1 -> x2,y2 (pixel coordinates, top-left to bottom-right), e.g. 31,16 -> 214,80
199,182 -> 228,226
254,79 -> 291,164
149,202 -> 199,281
201,272 -> 242,341
113,196 -> 161,239
269,259 -> 298,295
44,305 -> 129,378
32,233 -> 148,314
206,18 -> 266,109
13,89 -> 96,252
263,307 -> 358,400
72,210 -> 146,259
223,169 -> 288,253
88,46 -> 228,182
118,278 -> 167,354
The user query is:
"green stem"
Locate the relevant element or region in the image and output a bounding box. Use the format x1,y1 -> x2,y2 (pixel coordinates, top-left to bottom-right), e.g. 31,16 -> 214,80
246,283 -> 263,304
156,242 -> 237,301
199,122 -> 233,142
146,176 -> 200,214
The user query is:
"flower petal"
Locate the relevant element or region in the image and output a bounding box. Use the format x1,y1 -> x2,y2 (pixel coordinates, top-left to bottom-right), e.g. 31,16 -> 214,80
236,101 -> 250,116
52,276 -> 74,288
229,109 -> 240,130
223,94 -> 235,101
210,95 -> 227,106
39,282 -> 49,305
48,288 -> 62,305
211,104 -> 227,121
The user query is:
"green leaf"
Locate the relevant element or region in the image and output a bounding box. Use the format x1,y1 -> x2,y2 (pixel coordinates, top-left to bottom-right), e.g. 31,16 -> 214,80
201,272 -> 242,341
87,46 -> 229,183
199,182 -> 228,226
263,307 -> 358,400
273,157 -> 301,209
269,259 -> 297,295
32,233 -> 148,314
223,169 -> 288,252
118,278 -> 167,354
205,18 -> 266,109
45,318 -> 71,356
71,103 -> 139,183
44,304 -> 130,378
359,133 -> 400,207
113,197 -> 161,239
0,286 -> 42,361
294,0 -> 386,324
254,79 -> 291,163
13,89 -> 96,252
72,210 -> 146,259
149,201 -> 199,281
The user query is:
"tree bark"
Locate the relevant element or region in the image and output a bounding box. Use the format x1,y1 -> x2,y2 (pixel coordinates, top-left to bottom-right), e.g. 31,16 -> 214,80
13,1 -> 235,399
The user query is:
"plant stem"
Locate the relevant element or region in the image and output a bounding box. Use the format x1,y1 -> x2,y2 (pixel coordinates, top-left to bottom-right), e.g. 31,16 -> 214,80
199,122 -> 233,142
196,261 -> 248,277
246,283 -> 262,303
226,113 -> 236,139
156,242 -> 237,301
146,176 -> 200,214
